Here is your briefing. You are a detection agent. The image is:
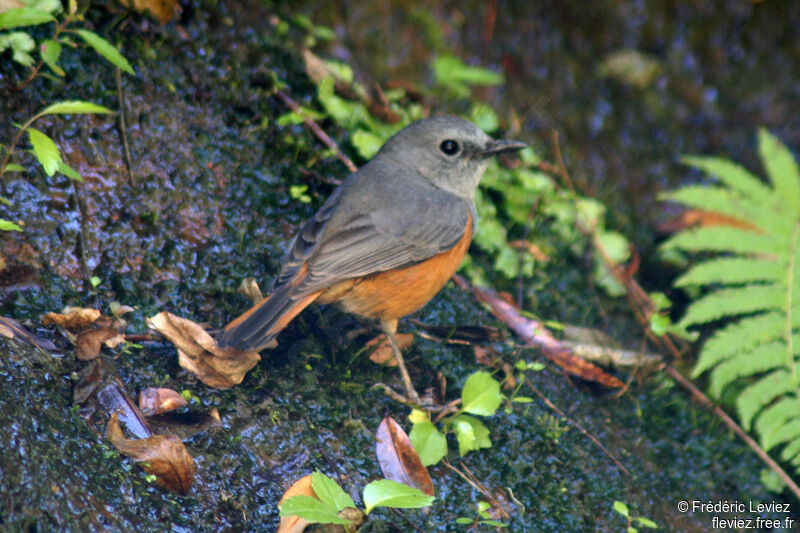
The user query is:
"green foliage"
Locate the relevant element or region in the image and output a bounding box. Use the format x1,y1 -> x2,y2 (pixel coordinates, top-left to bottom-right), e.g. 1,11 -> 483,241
612,500 -> 657,532
456,501 -> 508,529
663,129 -> 800,477
408,371 -> 504,465
362,479 -> 434,514
279,470 -> 432,527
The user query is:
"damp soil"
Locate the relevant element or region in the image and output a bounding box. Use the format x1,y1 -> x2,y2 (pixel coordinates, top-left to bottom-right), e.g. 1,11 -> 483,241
1,1 -> 798,531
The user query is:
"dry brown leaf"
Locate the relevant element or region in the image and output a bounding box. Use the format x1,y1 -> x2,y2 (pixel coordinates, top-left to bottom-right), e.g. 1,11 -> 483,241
455,276 -> 624,388
658,209 -> 761,234
106,412 -> 195,495
0,316 -> 58,351
237,277 -> 263,304
76,327 -> 125,361
139,387 -> 188,416
42,307 -> 102,330
365,333 -> 414,367
277,475 -> 315,533
118,0 -> 180,24
376,417 -> 434,497
147,311 -> 260,389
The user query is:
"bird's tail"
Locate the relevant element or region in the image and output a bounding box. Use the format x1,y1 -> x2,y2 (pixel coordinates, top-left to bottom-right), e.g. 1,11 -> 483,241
216,285 -> 321,352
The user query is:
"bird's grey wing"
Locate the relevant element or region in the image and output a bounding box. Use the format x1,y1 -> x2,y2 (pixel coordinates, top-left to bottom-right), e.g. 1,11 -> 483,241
272,165 -> 471,295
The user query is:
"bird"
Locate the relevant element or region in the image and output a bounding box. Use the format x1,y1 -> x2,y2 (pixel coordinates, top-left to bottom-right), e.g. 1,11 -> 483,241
216,115 -> 526,405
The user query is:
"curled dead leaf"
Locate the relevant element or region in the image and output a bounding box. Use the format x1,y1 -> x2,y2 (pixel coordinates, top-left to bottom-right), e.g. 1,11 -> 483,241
106,412 -> 195,495
42,307 -> 102,331
139,387 -> 188,416
76,327 -> 125,361
376,417 -> 434,497
365,333 -> 414,367
147,311 -> 260,389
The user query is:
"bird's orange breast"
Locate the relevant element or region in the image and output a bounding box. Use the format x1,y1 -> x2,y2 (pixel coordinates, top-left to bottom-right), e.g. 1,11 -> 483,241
317,215 -> 473,320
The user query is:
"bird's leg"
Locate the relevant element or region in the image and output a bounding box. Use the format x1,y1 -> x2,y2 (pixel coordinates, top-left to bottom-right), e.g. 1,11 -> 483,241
381,319 -> 422,405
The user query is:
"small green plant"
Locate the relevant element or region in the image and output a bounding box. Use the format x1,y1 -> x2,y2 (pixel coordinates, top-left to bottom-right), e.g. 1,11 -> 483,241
455,501 -> 508,529
279,470 -> 433,529
408,371 -> 504,466
612,500 -> 657,532
662,130 -> 800,478
1,0 -> 134,231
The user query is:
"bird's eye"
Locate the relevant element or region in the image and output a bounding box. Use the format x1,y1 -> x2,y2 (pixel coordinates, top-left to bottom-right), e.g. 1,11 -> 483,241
439,139 -> 460,156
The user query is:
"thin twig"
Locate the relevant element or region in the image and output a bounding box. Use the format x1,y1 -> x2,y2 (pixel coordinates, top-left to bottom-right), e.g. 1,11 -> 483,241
663,363 -> 800,500
525,380 -> 630,476
115,67 -> 135,186
274,90 -> 358,173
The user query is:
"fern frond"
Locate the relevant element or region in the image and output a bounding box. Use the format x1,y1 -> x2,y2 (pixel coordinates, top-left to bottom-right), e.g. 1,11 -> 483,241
759,129 -> 800,214
781,437 -> 800,463
707,341 -> 786,398
677,285 -> 783,329
681,155 -> 774,204
675,257 -> 784,287
764,418 -> 800,452
691,312 -> 785,377
670,130 -> 800,479
737,369 -> 795,430
756,395 -> 800,449
660,186 -> 776,233
661,226 -> 783,256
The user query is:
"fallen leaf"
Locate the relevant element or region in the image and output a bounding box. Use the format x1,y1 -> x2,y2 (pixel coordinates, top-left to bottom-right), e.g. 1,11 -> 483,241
42,307 -> 102,330
376,417 -> 434,497
106,413 -> 195,495
237,277 -> 263,304
365,333 -> 413,367
508,240 -> 550,262
473,345 -> 493,366
0,316 -> 58,352
76,327 -> 125,360
139,387 -> 188,416
277,475 -> 315,533
147,311 -> 261,389
454,275 -> 624,388
658,209 -> 760,234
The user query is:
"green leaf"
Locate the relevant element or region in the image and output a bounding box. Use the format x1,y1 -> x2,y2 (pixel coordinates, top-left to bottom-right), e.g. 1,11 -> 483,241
75,29 -> 134,75
480,520 -> 508,527
455,517 -> 474,524
635,517 -> 658,528
0,31 -> 35,67
4,163 -> 25,172
27,127 -> 62,176
351,129 -> 383,159
40,101 -> 113,116
434,55 -> 504,86
470,102 -> 499,133
675,257 -> 783,287
57,161 -> 83,181
0,8 -> 55,30
408,421 -> 447,466
461,371 -> 503,416
279,495 -> 353,525
310,471 -> 355,512
451,415 -> 491,456
362,479 -> 434,514
40,39 -> 64,76
0,219 -> 23,232
613,501 -> 630,517
681,155 -> 774,205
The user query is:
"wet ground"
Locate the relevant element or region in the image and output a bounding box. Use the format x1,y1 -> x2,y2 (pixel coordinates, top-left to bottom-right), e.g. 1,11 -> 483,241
1,1 -> 798,531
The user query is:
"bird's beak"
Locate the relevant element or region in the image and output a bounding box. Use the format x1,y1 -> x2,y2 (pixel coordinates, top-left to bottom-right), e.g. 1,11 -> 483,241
481,139 -> 527,157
